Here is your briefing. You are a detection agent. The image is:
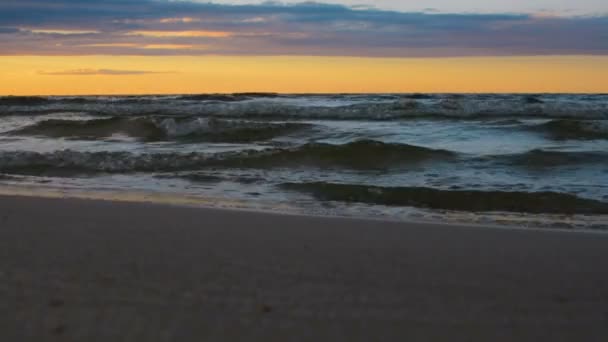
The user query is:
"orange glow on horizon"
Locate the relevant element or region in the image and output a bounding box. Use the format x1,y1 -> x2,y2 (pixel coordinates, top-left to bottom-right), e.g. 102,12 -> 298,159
0,55 -> 606,95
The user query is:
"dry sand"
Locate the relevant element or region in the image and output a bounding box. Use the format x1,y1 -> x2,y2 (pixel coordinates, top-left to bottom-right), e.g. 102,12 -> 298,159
1,195 -> 607,341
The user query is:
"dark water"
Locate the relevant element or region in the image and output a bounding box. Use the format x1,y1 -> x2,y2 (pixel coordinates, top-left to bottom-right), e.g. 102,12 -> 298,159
1,94 -> 607,229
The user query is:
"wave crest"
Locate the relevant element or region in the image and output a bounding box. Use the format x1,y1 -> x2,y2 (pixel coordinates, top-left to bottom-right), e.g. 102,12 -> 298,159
281,182 -> 608,214
535,119 -> 608,140
0,140 -> 454,175
157,118 -> 311,142
11,117 -> 164,141
10,117 -> 311,143
219,140 -> 455,169
0,150 -> 235,175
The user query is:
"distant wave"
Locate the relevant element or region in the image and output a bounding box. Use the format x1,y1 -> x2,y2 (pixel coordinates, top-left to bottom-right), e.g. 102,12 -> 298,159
176,93 -> 280,101
523,95 -> 544,104
1,94 -> 606,120
0,93 -> 281,107
280,182 -> 608,214
0,96 -> 50,106
10,117 -> 312,143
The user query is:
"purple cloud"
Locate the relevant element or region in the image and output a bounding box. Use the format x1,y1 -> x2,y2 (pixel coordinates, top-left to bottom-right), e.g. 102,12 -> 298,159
0,1 -> 606,57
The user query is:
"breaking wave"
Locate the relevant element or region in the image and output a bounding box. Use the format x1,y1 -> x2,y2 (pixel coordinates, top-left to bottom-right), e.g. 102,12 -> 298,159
2,141 -> 605,176
0,150 -> 235,175
10,117 -> 312,142
2,93 -> 607,224
11,117 -> 164,141
157,118 -> 311,142
280,182 -> 608,214
0,140 -> 454,175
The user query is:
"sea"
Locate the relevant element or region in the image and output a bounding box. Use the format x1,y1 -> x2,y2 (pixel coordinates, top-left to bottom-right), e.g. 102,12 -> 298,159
1,93 -> 607,230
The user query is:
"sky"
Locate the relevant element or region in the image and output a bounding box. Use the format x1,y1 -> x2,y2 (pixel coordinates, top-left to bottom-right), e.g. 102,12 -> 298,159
0,0 -> 607,94
215,0 -> 608,15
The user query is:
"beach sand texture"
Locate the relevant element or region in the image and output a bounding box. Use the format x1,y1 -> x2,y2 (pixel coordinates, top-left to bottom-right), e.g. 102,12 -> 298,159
1,195 -> 608,341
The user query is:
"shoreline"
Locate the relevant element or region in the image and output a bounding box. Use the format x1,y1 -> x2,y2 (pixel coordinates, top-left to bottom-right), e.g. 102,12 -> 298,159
0,183 -> 606,233
1,194 -> 608,340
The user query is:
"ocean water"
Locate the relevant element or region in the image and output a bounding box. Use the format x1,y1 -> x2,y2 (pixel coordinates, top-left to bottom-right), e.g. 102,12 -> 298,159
1,93 -> 607,229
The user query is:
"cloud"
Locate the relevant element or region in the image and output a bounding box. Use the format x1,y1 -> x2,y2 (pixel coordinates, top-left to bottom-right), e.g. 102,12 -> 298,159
78,43 -> 208,50
125,30 -> 233,38
38,68 -> 174,75
0,27 -> 20,34
28,28 -> 100,35
80,43 -> 139,48
159,17 -> 202,24
139,44 -> 207,50
0,1 -> 606,57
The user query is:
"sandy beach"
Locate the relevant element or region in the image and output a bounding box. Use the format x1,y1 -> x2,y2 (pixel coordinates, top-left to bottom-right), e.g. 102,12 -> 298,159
1,195 -> 607,341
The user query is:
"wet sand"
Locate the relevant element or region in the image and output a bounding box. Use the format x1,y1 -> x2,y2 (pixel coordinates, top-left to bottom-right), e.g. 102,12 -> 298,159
1,195 -> 607,341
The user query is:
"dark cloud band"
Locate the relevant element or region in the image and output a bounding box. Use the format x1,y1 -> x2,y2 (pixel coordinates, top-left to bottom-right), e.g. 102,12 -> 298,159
0,0 -> 606,57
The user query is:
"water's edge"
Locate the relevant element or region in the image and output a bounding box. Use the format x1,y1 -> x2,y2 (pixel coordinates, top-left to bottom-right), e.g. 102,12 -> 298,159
1,183 -> 605,232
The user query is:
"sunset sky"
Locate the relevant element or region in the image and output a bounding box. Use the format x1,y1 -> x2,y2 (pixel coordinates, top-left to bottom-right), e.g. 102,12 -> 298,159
1,0 -> 607,94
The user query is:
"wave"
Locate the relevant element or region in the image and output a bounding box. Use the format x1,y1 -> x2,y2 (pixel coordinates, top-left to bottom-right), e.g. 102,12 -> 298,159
0,141 -> 453,175
235,146 -> 607,170
6,141 -> 602,176
1,94 -> 606,120
0,93 -> 281,108
280,182 -> 608,214
156,172 -> 263,184
176,94 -> 249,102
533,119 -> 608,140
0,150 -> 239,175
10,117 -> 165,141
218,140 -> 456,170
403,94 -> 436,100
501,149 -> 608,168
0,96 -> 49,106
524,95 -> 544,104
176,93 -> 280,101
155,173 -> 224,183
10,117 -> 312,143
0,173 -> 18,180
158,118 -> 311,142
